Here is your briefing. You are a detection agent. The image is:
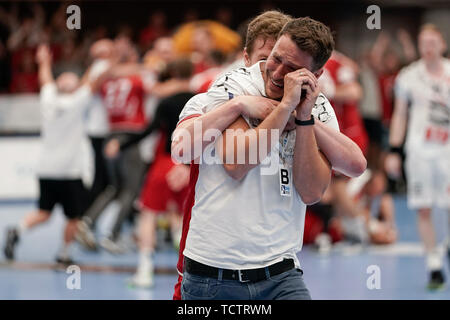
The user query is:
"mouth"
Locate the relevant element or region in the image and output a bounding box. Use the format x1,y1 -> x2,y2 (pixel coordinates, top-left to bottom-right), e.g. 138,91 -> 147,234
270,78 -> 284,89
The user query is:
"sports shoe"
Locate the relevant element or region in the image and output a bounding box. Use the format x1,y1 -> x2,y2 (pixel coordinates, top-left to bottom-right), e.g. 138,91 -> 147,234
55,255 -> 76,266
100,236 -> 127,254
314,233 -> 332,255
75,220 -> 98,251
128,270 -> 154,289
4,228 -> 19,260
427,270 -> 445,291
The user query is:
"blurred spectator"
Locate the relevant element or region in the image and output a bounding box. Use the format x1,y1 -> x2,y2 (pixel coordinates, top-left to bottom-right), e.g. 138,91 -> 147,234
0,39 -> 11,92
182,9 -> 199,24
139,11 -> 170,53
9,47 -> 39,93
116,24 -> 135,41
143,36 -> 175,75
53,37 -> 84,77
189,50 -> 227,93
215,7 -> 233,28
172,20 -> 241,74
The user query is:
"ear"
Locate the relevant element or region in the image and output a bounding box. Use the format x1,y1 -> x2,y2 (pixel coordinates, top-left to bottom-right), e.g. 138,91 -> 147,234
314,68 -> 324,79
243,47 -> 251,67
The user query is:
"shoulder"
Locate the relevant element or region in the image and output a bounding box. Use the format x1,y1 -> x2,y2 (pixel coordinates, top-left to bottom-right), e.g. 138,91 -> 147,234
41,82 -> 57,95
397,60 -> 421,80
443,58 -> 450,74
312,93 -> 339,131
208,64 -> 259,96
312,93 -> 335,123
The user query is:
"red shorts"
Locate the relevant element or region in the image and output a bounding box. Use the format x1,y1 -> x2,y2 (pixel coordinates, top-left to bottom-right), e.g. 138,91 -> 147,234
137,154 -> 189,213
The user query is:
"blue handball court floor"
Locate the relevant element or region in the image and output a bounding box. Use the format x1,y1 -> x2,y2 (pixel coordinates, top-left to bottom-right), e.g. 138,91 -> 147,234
0,196 -> 449,300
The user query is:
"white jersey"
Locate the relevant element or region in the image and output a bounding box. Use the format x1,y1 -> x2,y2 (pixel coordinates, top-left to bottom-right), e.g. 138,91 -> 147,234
179,61 -> 339,270
37,83 -> 93,179
85,59 -> 110,137
395,59 -> 450,157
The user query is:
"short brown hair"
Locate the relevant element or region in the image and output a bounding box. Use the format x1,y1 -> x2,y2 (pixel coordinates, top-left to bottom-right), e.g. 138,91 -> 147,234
419,23 -> 444,39
245,10 -> 292,55
167,58 -> 194,80
279,17 -> 334,71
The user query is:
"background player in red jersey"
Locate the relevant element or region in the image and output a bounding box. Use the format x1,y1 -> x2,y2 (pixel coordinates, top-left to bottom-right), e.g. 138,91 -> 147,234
76,38 -> 150,253
105,58 -> 194,287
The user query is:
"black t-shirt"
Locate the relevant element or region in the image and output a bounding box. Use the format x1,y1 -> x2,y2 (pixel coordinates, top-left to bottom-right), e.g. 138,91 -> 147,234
120,92 -> 195,154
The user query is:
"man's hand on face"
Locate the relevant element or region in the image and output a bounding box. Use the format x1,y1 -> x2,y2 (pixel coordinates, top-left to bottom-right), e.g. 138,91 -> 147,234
281,68 -> 320,120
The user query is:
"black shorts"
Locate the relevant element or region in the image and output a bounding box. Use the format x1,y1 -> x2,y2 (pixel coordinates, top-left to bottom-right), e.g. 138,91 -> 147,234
38,179 -> 88,219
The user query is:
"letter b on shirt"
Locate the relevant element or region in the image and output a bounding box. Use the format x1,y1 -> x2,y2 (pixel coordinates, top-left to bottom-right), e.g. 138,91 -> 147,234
280,169 -> 289,185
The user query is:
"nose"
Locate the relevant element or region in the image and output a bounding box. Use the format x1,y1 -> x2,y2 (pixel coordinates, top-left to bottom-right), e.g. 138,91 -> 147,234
272,64 -> 286,81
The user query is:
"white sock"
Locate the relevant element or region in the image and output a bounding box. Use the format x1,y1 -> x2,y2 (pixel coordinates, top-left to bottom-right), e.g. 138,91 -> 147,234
426,248 -> 443,271
58,243 -> 72,260
137,248 -> 154,274
17,220 -> 29,235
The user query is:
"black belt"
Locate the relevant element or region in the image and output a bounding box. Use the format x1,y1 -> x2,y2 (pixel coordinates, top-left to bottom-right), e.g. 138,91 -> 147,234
184,257 -> 296,283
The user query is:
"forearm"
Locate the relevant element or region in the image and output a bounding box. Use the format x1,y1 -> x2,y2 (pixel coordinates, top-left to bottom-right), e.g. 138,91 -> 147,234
171,99 -> 243,163
38,61 -> 54,86
389,100 -> 408,147
314,121 -> 366,177
222,104 -> 292,180
293,124 -> 331,205
120,122 -> 157,151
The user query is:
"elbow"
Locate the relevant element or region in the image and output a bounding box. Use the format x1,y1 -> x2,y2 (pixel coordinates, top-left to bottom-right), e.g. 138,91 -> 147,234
171,141 -> 191,164
300,192 -> 323,205
297,179 -> 330,205
298,186 -> 328,205
348,156 -> 367,178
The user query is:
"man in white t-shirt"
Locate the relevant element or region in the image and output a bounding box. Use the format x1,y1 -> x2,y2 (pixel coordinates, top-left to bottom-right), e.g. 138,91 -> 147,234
386,24 -> 450,290
174,17 -> 338,300
3,44 -> 97,265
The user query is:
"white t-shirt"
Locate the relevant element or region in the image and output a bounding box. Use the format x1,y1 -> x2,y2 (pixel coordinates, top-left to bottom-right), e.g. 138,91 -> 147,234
395,59 -> 450,157
179,62 -> 339,270
37,83 -> 93,179
85,59 -> 110,137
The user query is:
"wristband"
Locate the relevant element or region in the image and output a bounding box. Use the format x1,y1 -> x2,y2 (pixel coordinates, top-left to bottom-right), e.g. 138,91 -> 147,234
389,146 -> 402,154
295,115 -> 315,126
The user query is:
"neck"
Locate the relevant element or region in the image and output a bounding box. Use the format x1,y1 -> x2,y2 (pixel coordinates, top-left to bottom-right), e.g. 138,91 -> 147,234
424,58 -> 442,76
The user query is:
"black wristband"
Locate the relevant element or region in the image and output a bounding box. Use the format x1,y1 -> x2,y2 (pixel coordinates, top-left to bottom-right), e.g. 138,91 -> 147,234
389,146 -> 402,154
295,115 -> 315,126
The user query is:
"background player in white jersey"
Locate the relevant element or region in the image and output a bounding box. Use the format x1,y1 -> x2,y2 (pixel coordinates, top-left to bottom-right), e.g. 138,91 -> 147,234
386,24 -> 450,290
3,44 -> 97,265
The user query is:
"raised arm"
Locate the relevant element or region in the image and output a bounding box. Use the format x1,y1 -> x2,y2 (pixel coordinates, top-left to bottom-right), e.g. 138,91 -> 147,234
36,44 -> 54,87
289,69 -> 331,204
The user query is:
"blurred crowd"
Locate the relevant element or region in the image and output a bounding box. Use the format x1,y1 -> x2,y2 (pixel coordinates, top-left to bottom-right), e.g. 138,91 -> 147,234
0,2 -> 242,94
1,2 -> 449,289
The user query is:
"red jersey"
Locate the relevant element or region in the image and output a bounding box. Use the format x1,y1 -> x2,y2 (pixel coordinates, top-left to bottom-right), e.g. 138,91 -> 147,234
101,75 -> 147,132
324,58 -> 368,155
